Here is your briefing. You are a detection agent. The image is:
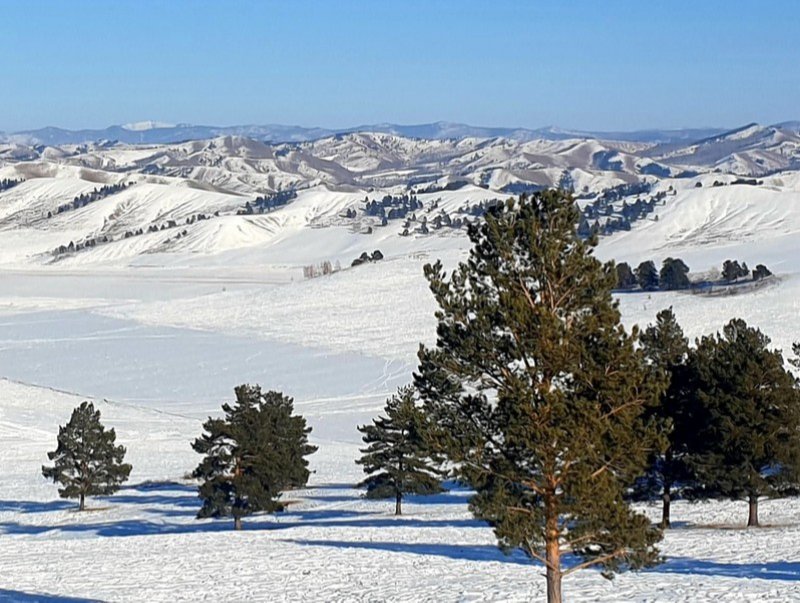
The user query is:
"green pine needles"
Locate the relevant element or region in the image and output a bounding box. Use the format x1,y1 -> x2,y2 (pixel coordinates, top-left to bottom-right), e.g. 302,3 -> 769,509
637,308 -> 695,528
415,191 -> 665,603
688,319 -> 800,527
192,384 -> 317,530
41,401 -> 132,511
356,385 -> 446,515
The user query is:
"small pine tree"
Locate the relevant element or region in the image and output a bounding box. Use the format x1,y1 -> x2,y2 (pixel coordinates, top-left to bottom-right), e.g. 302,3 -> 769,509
615,262 -> 637,290
721,259 -> 743,282
416,192 -> 664,603
637,308 -> 695,527
658,258 -> 690,291
689,319 -> 800,526
752,264 -> 772,281
635,260 -> 659,291
42,401 -> 132,511
192,385 -> 317,530
356,386 -> 445,515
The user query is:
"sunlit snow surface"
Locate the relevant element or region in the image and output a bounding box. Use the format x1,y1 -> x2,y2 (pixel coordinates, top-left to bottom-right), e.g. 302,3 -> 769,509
1,173 -> 800,600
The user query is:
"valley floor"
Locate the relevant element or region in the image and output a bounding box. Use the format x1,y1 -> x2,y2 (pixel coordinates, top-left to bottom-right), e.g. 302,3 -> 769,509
1,258 -> 799,602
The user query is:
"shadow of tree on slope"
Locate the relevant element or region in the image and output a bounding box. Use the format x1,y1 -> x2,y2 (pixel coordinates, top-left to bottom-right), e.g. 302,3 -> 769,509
286,538 -> 532,565
651,557 -> 800,581
0,500 -> 73,514
0,590 -> 103,602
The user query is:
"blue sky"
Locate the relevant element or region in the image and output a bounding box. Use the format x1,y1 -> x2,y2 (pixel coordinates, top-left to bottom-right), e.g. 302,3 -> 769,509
1,1 -> 797,131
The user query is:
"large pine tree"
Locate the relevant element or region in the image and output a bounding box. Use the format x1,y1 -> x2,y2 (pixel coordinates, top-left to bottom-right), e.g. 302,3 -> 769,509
415,192 -> 664,603
192,385 -> 317,530
356,385 -> 445,515
42,401 -> 132,511
688,319 -> 800,526
637,308 -> 695,528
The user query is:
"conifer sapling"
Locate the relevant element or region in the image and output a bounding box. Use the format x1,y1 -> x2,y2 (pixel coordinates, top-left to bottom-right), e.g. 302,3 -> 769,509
42,401 -> 132,511
356,385 -> 445,515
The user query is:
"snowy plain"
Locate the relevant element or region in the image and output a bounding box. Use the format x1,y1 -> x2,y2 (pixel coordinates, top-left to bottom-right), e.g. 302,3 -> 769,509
1,164 -> 800,601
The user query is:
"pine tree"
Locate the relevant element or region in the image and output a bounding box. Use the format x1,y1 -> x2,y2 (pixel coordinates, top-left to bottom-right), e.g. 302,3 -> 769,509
192,385 -> 317,530
356,386 -> 445,515
637,308 -> 695,527
658,258 -> 690,290
415,192 -> 664,603
721,259 -> 743,282
615,262 -> 637,290
689,319 -> 800,526
635,260 -> 659,291
41,401 -> 132,511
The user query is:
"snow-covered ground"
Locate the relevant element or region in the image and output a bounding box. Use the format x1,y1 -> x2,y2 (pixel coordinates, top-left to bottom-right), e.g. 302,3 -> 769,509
2,165 -> 800,601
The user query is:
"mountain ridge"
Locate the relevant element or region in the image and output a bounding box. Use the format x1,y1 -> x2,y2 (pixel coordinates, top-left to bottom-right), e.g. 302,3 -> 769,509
0,120 -> 740,146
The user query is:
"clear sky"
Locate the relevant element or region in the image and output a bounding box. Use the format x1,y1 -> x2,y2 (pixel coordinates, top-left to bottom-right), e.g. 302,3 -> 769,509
1,0 -> 797,132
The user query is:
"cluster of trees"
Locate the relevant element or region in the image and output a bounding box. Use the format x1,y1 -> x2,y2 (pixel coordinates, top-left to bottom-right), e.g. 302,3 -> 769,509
456,198 -> 504,217
51,182 -> 132,216
615,258 -> 773,292
302,259 -> 342,279
636,309 -> 800,530
722,259 -> 772,282
362,194 -> 424,221
0,177 -> 23,192
700,178 -> 764,188
53,212 -> 220,257
52,235 -> 112,257
351,249 -> 384,266
399,210 -> 467,236
411,193 -> 799,601
576,180 -> 652,201
616,258 -> 691,291
42,386 -> 317,532
350,195 -> 512,238
237,190 -> 297,215
412,180 -> 470,194
578,190 -> 665,238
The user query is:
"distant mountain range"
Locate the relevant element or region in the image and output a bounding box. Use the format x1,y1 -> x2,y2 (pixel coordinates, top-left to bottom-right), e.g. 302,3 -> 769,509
0,121 -> 743,146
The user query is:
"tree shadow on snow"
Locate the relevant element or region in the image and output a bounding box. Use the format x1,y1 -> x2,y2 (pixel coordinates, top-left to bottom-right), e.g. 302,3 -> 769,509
652,557 -> 800,581
0,481 -> 483,538
286,538 -> 531,565
0,590 -> 104,602
0,499 -> 74,514
0,511 -> 482,538
304,482 -> 473,507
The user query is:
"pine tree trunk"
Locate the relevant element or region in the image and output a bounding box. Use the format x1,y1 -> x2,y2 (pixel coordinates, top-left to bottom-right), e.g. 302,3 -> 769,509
661,482 -> 671,529
747,495 -> 759,527
234,516 -> 242,531
395,491 -> 402,516
545,493 -> 562,603
79,493 -> 85,512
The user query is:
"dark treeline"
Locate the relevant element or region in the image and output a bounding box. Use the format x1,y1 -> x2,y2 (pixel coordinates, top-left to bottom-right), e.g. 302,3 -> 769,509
0,177 -> 24,192
51,182 -> 133,217
237,189 -> 298,215
615,258 -> 773,292
52,211 -> 220,257
578,182 -> 666,238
